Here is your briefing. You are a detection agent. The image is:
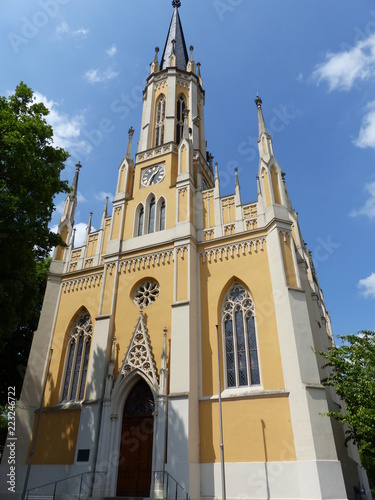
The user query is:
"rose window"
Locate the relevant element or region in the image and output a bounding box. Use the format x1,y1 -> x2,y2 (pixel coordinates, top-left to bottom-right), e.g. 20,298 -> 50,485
134,280 -> 160,307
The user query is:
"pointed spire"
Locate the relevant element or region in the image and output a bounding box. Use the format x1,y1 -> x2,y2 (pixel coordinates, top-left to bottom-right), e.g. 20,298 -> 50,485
126,127 -> 135,159
255,96 -> 267,137
70,161 -> 82,199
197,62 -> 203,86
235,167 -> 239,188
154,46 -> 159,64
84,211 -> 93,245
187,45 -> 196,73
160,1 -> 189,71
100,196 -> 109,229
150,47 -> 160,74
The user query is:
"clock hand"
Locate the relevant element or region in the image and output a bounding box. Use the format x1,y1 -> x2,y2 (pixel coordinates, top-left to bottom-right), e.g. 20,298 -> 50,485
148,170 -> 158,185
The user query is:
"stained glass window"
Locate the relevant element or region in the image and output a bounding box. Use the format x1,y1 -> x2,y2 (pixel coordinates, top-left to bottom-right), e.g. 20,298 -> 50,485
62,311 -> 92,402
222,283 -> 260,388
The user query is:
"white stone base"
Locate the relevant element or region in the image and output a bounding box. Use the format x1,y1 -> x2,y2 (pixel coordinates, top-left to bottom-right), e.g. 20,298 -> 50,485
200,461 -> 348,500
0,464 -> 106,499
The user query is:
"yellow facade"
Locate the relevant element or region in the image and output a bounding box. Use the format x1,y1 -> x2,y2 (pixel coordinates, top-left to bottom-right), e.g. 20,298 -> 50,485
12,6 -> 363,499
200,397 -> 295,463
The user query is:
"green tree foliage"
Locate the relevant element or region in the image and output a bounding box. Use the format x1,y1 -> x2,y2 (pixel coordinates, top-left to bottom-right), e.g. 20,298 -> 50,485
318,331 -> 375,488
0,258 -> 51,407
0,82 -> 69,343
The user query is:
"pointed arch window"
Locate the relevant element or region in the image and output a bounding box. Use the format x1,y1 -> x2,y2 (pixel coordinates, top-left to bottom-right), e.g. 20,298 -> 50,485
62,311 -> 92,402
222,283 -> 260,388
154,95 -> 166,147
176,94 -> 186,144
148,197 -> 156,234
160,200 -> 166,231
138,206 -> 144,236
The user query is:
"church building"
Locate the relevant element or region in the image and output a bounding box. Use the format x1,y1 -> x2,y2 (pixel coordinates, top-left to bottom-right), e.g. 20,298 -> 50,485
2,2 -> 369,499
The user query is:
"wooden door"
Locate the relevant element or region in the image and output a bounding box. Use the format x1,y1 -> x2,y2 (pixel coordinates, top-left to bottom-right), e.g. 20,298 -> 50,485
117,379 -> 154,497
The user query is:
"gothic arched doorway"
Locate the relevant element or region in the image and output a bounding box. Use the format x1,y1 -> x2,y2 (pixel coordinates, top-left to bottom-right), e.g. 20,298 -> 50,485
116,378 -> 155,497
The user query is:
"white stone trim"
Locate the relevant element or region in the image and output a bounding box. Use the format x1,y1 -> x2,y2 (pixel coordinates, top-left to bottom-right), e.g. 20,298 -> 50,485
61,273 -> 102,293
200,237 -> 266,263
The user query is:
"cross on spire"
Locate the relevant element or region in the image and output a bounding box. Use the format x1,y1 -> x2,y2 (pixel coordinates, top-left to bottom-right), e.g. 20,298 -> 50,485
172,0 -> 181,8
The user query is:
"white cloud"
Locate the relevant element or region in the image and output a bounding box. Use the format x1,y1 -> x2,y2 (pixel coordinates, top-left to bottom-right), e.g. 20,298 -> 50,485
95,191 -> 113,202
350,181 -> 375,219
33,91 -> 88,154
354,101 -> 375,149
107,44 -> 117,58
73,222 -> 96,248
358,272 -> 375,298
84,67 -> 119,85
77,191 -> 87,203
297,73 -> 303,83
56,22 -> 89,40
54,200 -> 66,216
312,34 -> 375,91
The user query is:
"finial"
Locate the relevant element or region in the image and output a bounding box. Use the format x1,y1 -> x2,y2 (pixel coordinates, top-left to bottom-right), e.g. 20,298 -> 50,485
215,162 -> 219,180
172,0 -> 181,8
197,62 -> 201,77
102,196 -> 109,221
189,45 -> 194,61
154,47 -> 159,63
171,39 -> 176,55
126,127 -> 135,159
255,96 -> 262,109
75,161 -> 82,172
86,211 -> 93,236
235,167 -> 239,187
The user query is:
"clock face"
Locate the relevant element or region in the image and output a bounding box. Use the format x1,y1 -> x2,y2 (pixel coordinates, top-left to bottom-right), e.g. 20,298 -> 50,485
141,164 -> 165,187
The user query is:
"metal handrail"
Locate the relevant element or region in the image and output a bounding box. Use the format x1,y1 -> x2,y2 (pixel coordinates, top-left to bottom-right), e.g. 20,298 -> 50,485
154,470 -> 190,500
25,470 -> 107,499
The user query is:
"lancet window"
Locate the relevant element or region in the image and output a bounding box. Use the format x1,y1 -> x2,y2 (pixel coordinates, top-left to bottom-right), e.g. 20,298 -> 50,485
160,199 -> 166,230
148,197 -> 156,234
62,311 -> 92,402
138,206 -> 144,236
222,283 -> 260,389
154,95 -> 166,147
176,94 -> 186,144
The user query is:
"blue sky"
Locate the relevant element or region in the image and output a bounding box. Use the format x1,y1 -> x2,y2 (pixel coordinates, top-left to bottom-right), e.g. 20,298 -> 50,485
2,0 -> 375,338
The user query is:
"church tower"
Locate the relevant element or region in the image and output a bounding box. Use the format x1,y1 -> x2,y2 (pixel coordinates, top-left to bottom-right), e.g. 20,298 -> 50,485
2,3 -> 369,499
